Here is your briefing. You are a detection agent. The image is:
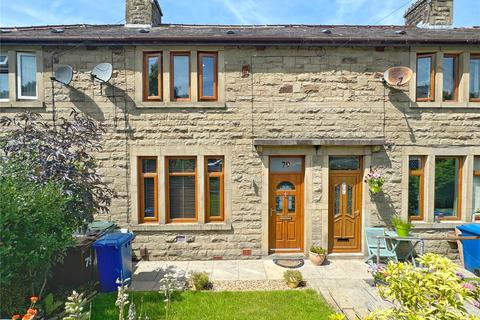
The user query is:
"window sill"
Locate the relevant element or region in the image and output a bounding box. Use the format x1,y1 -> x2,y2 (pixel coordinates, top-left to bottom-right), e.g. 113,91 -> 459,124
411,221 -> 476,230
0,100 -> 44,108
135,101 -> 226,109
410,101 -> 480,109
130,222 -> 232,232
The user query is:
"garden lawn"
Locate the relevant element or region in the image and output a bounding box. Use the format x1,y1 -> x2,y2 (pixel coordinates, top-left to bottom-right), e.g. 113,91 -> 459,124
91,289 -> 334,320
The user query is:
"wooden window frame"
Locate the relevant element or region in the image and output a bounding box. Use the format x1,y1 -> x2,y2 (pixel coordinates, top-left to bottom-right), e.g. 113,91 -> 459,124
416,53 -> 435,102
470,54 -> 480,102
198,52 -> 218,101
408,156 -> 425,221
138,157 -> 158,223
442,54 -> 459,102
170,52 -> 191,102
143,52 -> 163,101
434,156 -> 463,221
165,156 -> 197,223
474,156 -> 480,220
205,156 -> 224,222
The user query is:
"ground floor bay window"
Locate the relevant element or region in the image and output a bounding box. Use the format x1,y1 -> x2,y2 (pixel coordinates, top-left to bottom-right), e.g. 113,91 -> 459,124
434,157 -> 462,220
166,157 -> 197,223
474,156 -> 480,220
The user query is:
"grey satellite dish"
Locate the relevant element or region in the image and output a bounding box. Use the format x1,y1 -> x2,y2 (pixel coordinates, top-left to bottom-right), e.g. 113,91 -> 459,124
383,66 -> 413,86
91,63 -> 113,83
51,65 -> 73,86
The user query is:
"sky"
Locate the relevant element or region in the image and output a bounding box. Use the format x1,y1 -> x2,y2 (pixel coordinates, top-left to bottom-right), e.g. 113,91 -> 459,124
0,0 -> 479,27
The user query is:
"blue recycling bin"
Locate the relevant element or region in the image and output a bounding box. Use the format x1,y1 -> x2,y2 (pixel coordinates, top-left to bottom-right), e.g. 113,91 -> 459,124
457,224 -> 480,275
92,232 -> 135,292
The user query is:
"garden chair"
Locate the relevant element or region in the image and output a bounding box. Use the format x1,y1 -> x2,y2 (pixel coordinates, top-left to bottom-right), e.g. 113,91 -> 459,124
364,227 -> 398,264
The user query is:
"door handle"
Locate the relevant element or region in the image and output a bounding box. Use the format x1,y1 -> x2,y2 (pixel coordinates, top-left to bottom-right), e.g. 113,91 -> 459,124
269,208 -> 273,217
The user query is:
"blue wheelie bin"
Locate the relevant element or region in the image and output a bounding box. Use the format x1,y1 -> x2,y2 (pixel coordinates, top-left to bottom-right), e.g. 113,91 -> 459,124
457,224 -> 480,276
92,232 -> 135,292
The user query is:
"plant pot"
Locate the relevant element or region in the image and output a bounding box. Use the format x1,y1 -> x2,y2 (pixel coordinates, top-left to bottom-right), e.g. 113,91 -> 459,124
396,226 -> 411,237
309,251 -> 326,266
287,281 -> 299,289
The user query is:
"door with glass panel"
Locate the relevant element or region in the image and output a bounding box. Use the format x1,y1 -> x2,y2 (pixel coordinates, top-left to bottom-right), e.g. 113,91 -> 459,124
328,156 -> 363,253
269,157 -> 304,253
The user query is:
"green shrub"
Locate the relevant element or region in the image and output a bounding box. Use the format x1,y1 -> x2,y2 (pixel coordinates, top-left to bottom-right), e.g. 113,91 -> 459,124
283,270 -> 303,288
309,246 -> 326,255
328,313 -> 346,320
366,253 -> 478,320
390,215 -> 413,230
190,272 -> 211,290
0,165 -> 75,315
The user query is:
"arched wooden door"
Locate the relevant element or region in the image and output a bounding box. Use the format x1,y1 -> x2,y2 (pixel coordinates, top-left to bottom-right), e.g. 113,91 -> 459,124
269,157 -> 304,253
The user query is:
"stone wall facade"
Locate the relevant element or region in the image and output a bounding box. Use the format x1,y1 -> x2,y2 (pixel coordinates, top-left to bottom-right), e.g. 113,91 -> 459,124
404,0 -> 453,27
1,43 -> 479,260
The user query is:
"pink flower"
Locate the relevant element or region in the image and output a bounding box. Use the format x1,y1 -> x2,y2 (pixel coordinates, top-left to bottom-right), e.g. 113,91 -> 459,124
463,282 -> 476,291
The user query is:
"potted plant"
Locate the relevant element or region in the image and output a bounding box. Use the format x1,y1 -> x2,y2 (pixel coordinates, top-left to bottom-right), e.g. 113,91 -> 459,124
391,215 -> 413,237
309,246 -> 327,266
283,270 -> 303,289
365,167 -> 385,194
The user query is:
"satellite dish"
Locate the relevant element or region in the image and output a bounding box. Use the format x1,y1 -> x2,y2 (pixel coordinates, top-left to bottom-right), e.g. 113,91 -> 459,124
383,66 -> 413,86
91,63 -> 112,83
51,65 -> 73,86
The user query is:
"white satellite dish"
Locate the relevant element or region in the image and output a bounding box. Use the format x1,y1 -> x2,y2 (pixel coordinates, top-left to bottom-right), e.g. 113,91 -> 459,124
383,66 -> 413,86
51,65 -> 73,86
91,63 -> 113,83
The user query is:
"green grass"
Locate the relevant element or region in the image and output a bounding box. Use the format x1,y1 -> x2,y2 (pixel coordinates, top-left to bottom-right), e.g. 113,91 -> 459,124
91,289 -> 334,320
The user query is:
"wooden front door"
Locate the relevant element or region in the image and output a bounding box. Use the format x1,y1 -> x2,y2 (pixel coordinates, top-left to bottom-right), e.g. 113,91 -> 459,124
269,157 -> 304,253
328,157 -> 363,253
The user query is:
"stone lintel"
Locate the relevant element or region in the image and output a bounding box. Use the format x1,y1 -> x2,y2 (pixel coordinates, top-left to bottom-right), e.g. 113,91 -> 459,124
253,138 -> 386,146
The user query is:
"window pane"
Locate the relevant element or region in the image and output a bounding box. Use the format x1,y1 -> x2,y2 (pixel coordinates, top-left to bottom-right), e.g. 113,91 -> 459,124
408,175 -> 421,217
416,56 -> 432,100
409,156 -> 422,170
169,175 -> 196,219
147,56 -> 159,97
474,176 -> 480,214
434,158 -> 460,218
270,157 -> 302,173
470,58 -> 480,100
277,181 -> 295,190
201,55 -> 215,97
207,158 -> 223,172
275,196 -> 283,213
329,157 -> 360,170
172,55 -> 190,99
287,195 -> 295,213
209,177 -> 221,217
0,54 -> 8,100
169,159 -> 195,173
143,178 -> 155,218
443,56 -> 456,101
475,157 -> 480,171
19,54 -> 36,97
142,159 -> 157,173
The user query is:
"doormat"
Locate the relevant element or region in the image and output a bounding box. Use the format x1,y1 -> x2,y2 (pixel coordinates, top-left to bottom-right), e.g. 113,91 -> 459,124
273,259 -> 304,269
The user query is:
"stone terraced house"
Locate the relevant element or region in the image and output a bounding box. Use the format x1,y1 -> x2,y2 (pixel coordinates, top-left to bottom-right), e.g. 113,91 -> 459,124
1,0 -> 479,260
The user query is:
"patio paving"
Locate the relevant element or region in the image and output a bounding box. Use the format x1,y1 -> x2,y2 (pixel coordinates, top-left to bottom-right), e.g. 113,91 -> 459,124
131,258 -> 391,319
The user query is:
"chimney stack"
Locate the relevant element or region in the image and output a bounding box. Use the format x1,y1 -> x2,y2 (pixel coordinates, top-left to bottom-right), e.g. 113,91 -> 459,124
125,0 -> 163,27
404,0 -> 453,27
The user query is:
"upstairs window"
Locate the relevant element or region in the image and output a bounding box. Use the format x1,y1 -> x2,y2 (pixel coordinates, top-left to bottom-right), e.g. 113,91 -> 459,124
408,156 -> 425,221
0,54 -> 8,101
416,54 -> 435,102
470,55 -> 480,102
139,157 -> 158,223
198,52 -> 218,101
166,157 -> 197,222
170,52 -> 190,101
143,52 -> 162,101
17,52 -> 37,99
443,54 -> 458,101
